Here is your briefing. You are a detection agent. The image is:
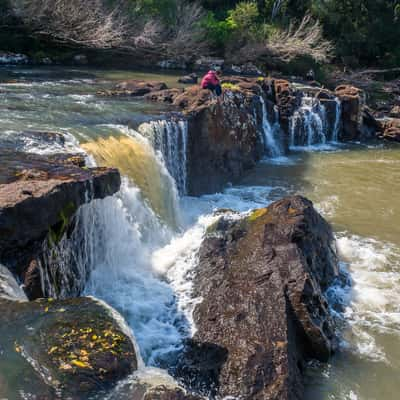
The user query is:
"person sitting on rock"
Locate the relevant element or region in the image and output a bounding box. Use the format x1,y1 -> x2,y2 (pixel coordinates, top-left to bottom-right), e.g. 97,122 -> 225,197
201,69 -> 222,100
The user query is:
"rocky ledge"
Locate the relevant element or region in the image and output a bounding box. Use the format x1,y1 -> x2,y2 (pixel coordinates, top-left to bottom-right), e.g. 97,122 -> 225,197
377,118 -> 400,142
146,78 -> 272,195
0,139 -> 121,299
179,196 -> 338,399
0,294 -> 138,398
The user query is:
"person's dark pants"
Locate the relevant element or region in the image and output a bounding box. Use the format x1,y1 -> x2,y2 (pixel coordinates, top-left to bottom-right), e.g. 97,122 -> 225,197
204,83 -> 222,96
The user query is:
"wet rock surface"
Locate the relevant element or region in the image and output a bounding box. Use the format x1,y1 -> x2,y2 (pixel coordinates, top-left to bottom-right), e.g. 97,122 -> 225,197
181,196 -> 338,399
0,296 -> 138,398
335,85 -> 366,140
99,80 -> 168,97
0,140 -> 121,298
377,118 -> 400,142
145,78 -> 270,195
143,385 -> 204,400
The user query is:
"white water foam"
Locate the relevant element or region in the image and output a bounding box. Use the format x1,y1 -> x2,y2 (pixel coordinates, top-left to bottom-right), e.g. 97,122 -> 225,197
289,94 -> 342,150
259,96 -> 283,158
334,234 -> 400,363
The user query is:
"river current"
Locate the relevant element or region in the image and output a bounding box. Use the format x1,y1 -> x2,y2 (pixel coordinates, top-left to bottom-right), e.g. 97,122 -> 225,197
1,66 -> 399,400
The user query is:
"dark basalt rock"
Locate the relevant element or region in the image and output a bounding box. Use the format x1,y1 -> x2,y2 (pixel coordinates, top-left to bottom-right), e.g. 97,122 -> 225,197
377,118 -> 400,142
0,148 -> 121,298
0,296 -> 138,398
145,79 -> 273,195
335,85 -> 366,140
178,74 -> 198,84
181,196 -> 338,399
98,80 -> 168,97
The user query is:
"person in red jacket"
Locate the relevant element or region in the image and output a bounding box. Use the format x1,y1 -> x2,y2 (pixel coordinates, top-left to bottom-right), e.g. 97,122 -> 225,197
201,69 -> 222,98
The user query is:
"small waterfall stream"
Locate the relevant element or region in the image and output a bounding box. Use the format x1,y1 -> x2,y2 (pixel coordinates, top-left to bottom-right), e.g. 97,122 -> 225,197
289,94 -> 342,148
139,119 -> 188,195
259,96 -> 284,158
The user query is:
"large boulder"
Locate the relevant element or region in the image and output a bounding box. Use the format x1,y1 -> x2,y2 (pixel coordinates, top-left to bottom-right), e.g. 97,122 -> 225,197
0,296 -> 138,398
181,196 -> 338,399
335,85 -> 366,140
0,147 -> 121,299
175,83 -> 265,195
146,78 -> 277,195
377,118 -> 400,142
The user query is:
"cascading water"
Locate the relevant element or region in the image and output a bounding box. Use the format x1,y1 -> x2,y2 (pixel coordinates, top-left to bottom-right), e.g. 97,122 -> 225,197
290,94 -> 343,148
139,119 -> 188,195
259,96 -> 283,157
82,126 -> 181,229
332,98 -> 342,142
290,95 -> 328,147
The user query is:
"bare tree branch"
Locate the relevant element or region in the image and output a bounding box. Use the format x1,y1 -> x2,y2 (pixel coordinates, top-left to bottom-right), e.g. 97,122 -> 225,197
237,14 -> 334,64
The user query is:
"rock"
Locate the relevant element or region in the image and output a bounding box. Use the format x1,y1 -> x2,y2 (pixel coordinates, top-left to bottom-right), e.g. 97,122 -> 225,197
225,62 -> 263,76
0,148 -> 121,298
144,88 -> 184,103
267,78 -> 299,135
194,57 -> 224,71
165,81 -> 265,195
0,52 -> 29,65
178,73 -> 198,84
40,57 -> 53,65
377,118 -> 400,142
143,385 -> 203,400
157,59 -> 188,70
145,77 -> 289,195
0,296 -> 138,397
99,80 -> 168,97
73,54 -> 88,65
335,85 -> 366,140
389,105 -> 400,118
181,196 -> 338,399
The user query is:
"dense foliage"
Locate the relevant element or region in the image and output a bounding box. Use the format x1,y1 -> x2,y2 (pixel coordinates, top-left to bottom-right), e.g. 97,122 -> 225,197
1,0 -> 399,68
198,0 -> 400,67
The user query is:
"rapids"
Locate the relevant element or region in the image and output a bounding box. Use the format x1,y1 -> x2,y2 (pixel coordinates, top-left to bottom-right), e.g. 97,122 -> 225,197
1,66 -> 400,400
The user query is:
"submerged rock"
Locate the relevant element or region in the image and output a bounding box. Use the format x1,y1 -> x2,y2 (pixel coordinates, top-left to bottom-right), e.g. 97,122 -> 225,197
143,386 -> 203,400
181,196 -> 338,399
178,73 -> 198,84
0,296 -> 138,398
0,146 -> 121,298
0,52 -> 29,65
99,80 -> 168,97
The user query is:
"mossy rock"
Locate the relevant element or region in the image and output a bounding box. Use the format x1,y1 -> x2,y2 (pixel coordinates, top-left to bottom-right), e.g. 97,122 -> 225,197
0,297 -> 138,398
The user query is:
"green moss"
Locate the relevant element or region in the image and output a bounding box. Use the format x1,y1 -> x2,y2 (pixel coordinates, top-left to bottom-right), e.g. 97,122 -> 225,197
247,208 -> 268,223
222,82 -> 240,91
49,202 -> 78,246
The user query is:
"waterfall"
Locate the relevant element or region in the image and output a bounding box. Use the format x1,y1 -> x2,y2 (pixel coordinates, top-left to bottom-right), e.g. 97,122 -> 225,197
259,96 -> 283,157
290,95 -> 327,147
36,123 -> 209,369
289,94 -> 343,148
332,97 -> 342,142
139,119 -> 188,195
82,126 -> 181,229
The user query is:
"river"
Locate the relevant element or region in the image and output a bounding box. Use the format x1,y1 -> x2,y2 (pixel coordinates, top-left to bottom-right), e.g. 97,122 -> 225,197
0,66 -> 399,400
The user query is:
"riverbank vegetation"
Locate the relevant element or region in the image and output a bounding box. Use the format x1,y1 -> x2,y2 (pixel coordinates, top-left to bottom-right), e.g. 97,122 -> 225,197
1,0 -> 399,71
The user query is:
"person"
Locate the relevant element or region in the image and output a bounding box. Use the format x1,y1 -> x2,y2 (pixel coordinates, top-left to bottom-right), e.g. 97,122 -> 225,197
201,69 -> 222,99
